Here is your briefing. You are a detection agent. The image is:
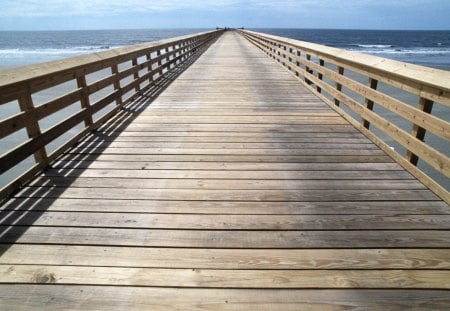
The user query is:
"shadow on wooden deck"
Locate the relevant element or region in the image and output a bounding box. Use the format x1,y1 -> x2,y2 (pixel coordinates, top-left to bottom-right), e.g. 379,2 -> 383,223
0,37 -> 217,255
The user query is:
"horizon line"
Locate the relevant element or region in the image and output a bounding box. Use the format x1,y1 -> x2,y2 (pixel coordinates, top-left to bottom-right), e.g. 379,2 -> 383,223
1,27 -> 450,32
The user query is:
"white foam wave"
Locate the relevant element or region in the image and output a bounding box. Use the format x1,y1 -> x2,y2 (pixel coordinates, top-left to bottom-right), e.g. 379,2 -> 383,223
350,47 -> 450,55
357,44 -> 393,48
0,46 -> 119,58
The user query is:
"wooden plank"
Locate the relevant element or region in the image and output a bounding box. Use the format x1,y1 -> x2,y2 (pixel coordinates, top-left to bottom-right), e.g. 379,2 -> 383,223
2,227 -> 449,248
29,177 -> 426,190
16,188 -> 437,201
2,245 -> 449,269
81,136 -> 369,143
67,147 -> 386,156
38,168 -> 415,180
0,89 -> 83,140
73,141 -> 379,150
1,265 -> 449,289
0,107 -> 89,174
105,124 -> 360,133
130,116 -> 348,124
101,131 -> 366,138
3,212 -> 447,230
407,97 -> 434,165
51,161 -> 403,171
1,286 -> 449,310
3,198 -> 447,215
17,94 -> 48,164
59,153 -> 395,163
137,110 -> 339,116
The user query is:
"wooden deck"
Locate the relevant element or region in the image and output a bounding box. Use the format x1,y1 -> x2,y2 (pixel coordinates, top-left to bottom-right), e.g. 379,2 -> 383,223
1,31 -> 449,309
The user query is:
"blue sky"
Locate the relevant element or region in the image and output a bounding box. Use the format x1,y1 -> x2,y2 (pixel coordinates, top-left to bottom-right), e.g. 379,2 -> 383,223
1,0 -> 449,30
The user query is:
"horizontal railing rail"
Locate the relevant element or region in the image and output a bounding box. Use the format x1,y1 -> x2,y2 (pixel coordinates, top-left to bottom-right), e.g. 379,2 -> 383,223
0,29 -> 224,202
239,29 -> 450,203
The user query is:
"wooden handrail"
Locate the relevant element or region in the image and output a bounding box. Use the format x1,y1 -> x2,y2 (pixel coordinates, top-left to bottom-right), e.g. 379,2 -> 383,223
0,29 -> 224,202
239,29 -> 450,204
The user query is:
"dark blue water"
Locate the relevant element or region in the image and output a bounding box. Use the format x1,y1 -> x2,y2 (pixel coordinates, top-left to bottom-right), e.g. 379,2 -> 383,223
1,29 -> 449,70
252,29 -> 450,69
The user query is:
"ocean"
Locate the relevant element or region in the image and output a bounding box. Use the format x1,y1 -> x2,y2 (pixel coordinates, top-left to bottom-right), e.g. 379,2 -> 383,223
1,28 -> 449,70
0,29 -> 449,190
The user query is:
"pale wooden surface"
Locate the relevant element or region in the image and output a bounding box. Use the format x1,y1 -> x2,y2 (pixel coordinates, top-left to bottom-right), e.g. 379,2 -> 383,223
1,31 -> 449,309
241,30 -> 450,203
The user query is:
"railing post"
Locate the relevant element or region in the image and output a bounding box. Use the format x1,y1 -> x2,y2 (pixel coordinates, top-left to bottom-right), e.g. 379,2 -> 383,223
18,94 -> 48,164
132,57 -> 140,92
282,45 -> 287,67
184,41 -> 189,60
274,44 -> 278,61
270,43 -> 274,58
305,54 -> 312,85
146,52 -> 154,84
159,48 -> 167,75
406,97 -> 434,165
165,47 -> 171,70
156,48 -> 162,75
295,50 -> 301,77
317,59 -> 325,93
111,63 -> 123,106
334,66 -> 345,106
178,43 -> 183,62
362,78 -> 378,129
287,47 -> 293,71
174,44 -> 179,65
76,74 -> 93,127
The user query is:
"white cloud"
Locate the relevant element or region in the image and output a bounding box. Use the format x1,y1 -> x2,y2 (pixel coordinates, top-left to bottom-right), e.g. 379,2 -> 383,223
1,0 -> 242,17
0,0 -> 442,17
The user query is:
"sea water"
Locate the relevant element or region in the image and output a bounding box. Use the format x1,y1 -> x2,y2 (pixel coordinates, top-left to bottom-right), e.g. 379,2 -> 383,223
0,29 -> 449,189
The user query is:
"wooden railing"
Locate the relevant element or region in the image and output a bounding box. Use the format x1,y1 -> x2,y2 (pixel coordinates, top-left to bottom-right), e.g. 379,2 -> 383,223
0,30 -> 223,202
239,30 -> 450,203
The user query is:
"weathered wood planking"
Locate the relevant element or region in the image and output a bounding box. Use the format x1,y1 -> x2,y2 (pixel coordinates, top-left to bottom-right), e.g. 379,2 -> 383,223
1,265 -> 449,289
0,31 -> 449,309
0,30 -> 223,201
1,286 -> 449,310
2,245 -> 450,269
240,29 -> 450,202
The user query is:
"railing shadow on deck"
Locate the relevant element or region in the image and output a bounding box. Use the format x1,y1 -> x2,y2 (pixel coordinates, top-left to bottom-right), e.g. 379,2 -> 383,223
0,35 -> 219,255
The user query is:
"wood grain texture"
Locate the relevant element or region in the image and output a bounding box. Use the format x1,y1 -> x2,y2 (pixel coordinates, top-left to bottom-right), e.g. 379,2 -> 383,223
0,31 -> 448,309
2,245 -> 450,269
241,29 -> 450,201
1,265 -> 449,289
2,227 -> 450,248
1,286 -> 449,311
3,198 -> 447,214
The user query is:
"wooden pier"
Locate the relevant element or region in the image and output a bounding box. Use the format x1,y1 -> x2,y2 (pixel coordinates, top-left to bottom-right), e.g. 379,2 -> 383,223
1,30 -> 449,309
